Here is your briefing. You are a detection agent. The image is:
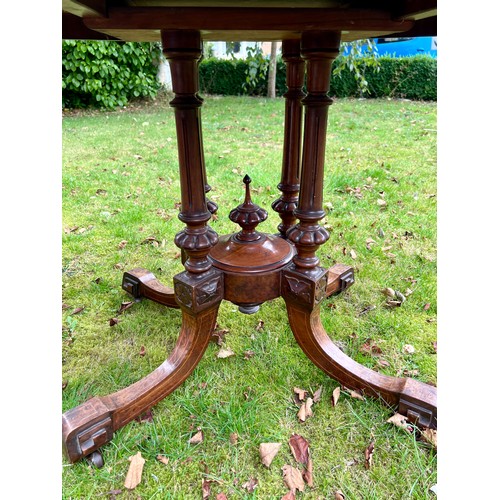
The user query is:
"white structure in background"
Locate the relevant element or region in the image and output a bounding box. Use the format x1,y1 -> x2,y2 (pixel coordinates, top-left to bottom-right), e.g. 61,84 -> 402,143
210,41 -> 259,59
157,41 -> 281,90
157,52 -> 172,90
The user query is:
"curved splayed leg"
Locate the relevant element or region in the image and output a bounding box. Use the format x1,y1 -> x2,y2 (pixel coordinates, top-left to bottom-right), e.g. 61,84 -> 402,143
122,267 -> 179,308
62,303 -> 219,463
285,299 -> 437,429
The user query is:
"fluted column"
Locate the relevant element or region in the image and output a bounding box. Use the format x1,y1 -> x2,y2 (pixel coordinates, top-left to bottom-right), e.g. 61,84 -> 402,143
287,31 -> 341,271
271,39 -> 305,238
162,30 -> 218,274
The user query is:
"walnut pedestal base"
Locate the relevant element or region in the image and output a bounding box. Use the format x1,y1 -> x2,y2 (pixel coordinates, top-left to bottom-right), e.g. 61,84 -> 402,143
62,239 -> 435,464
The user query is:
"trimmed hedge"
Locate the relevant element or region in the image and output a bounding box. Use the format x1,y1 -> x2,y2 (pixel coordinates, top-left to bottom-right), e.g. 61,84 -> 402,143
199,55 -> 436,100
62,41 -> 161,109
62,41 -> 436,109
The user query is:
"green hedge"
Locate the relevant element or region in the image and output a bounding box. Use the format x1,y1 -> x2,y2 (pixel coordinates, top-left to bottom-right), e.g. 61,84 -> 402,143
199,55 -> 436,100
62,41 -> 161,109
62,41 -> 436,109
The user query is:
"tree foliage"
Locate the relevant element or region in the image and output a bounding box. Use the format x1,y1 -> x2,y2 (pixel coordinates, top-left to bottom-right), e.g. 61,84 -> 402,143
242,45 -> 270,95
333,39 -> 381,96
226,39 -> 380,98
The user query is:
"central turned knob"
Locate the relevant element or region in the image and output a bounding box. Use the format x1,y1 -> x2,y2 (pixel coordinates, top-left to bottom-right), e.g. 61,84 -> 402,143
229,175 -> 268,242
209,174 -> 295,315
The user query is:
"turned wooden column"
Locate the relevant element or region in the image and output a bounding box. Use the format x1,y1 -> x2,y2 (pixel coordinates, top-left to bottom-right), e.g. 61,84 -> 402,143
162,30 -> 218,274
287,31 -> 341,270
196,93 -> 218,215
271,39 -> 305,238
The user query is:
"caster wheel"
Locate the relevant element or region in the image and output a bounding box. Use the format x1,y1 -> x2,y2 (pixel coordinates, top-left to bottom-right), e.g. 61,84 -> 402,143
87,450 -> 104,469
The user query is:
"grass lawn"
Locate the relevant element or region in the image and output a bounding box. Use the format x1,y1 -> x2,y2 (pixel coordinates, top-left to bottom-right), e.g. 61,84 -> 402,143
62,95 -> 437,499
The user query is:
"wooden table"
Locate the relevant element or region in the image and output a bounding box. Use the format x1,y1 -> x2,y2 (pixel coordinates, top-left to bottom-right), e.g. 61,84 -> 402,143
62,0 -> 437,467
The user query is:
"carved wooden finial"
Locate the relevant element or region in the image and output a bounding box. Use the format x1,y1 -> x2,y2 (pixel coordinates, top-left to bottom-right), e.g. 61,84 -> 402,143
243,174 -> 252,204
229,175 -> 268,241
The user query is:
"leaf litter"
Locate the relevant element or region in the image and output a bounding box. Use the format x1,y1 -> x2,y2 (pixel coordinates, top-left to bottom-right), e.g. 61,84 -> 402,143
259,443 -> 281,467
124,452 -> 145,490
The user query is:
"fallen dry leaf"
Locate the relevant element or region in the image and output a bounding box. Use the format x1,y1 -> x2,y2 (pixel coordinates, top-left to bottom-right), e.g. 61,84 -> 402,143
344,387 -> 365,401
281,492 -> 296,500
141,236 -> 160,246
109,317 -> 119,326
211,327 -> 229,346
70,306 -> 85,315
118,301 -> 134,314
358,305 -> 376,316
139,345 -> 146,357
365,238 -> 376,250
229,432 -> 238,445
403,369 -> 420,377
377,199 -> 387,208
376,359 -> 390,368
332,386 -> 341,406
349,249 -> 357,259
313,386 -> 323,403
381,287 -> 396,298
334,490 -> 346,499
259,442 -> 281,468
244,350 -> 255,360
202,478 -> 212,500
282,465 -> 305,493
387,413 -> 413,433
242,477 -> 258,493
289,434 -> 309,464
385,300 -> 402,308
255,319 -> 265,331
297,398 -> 313,422
293,387 -> 308,401
423,303 -> 431,310
360,339 -> 383,357
189,429 -> 204,445
124,452 -> 145,490
217,347 -> 235,359
420,428 -> 437,448
364,441 -> 375,469
156,455 -> 169,465
118,240 -> 128,250
303,457 -> 313,487
403,344 -> 415,354
216,494 -> 228,500
135,409 -> 153,423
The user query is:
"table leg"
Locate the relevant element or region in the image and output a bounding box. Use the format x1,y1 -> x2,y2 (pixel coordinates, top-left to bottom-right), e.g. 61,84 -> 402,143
63,30 -> 224,464
272,39 -> 304,239
283,31 -> 436,429
273,38 -> 354,297
162,29 -> 218,275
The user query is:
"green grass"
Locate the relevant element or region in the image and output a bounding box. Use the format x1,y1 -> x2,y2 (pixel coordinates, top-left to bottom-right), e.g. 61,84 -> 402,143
62,95 -> 437,499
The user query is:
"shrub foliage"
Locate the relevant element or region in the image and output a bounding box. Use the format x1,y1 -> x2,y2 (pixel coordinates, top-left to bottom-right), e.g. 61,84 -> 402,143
62,41 -> 161,109
200,55 -> 436,100
62,40 -> 436,109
